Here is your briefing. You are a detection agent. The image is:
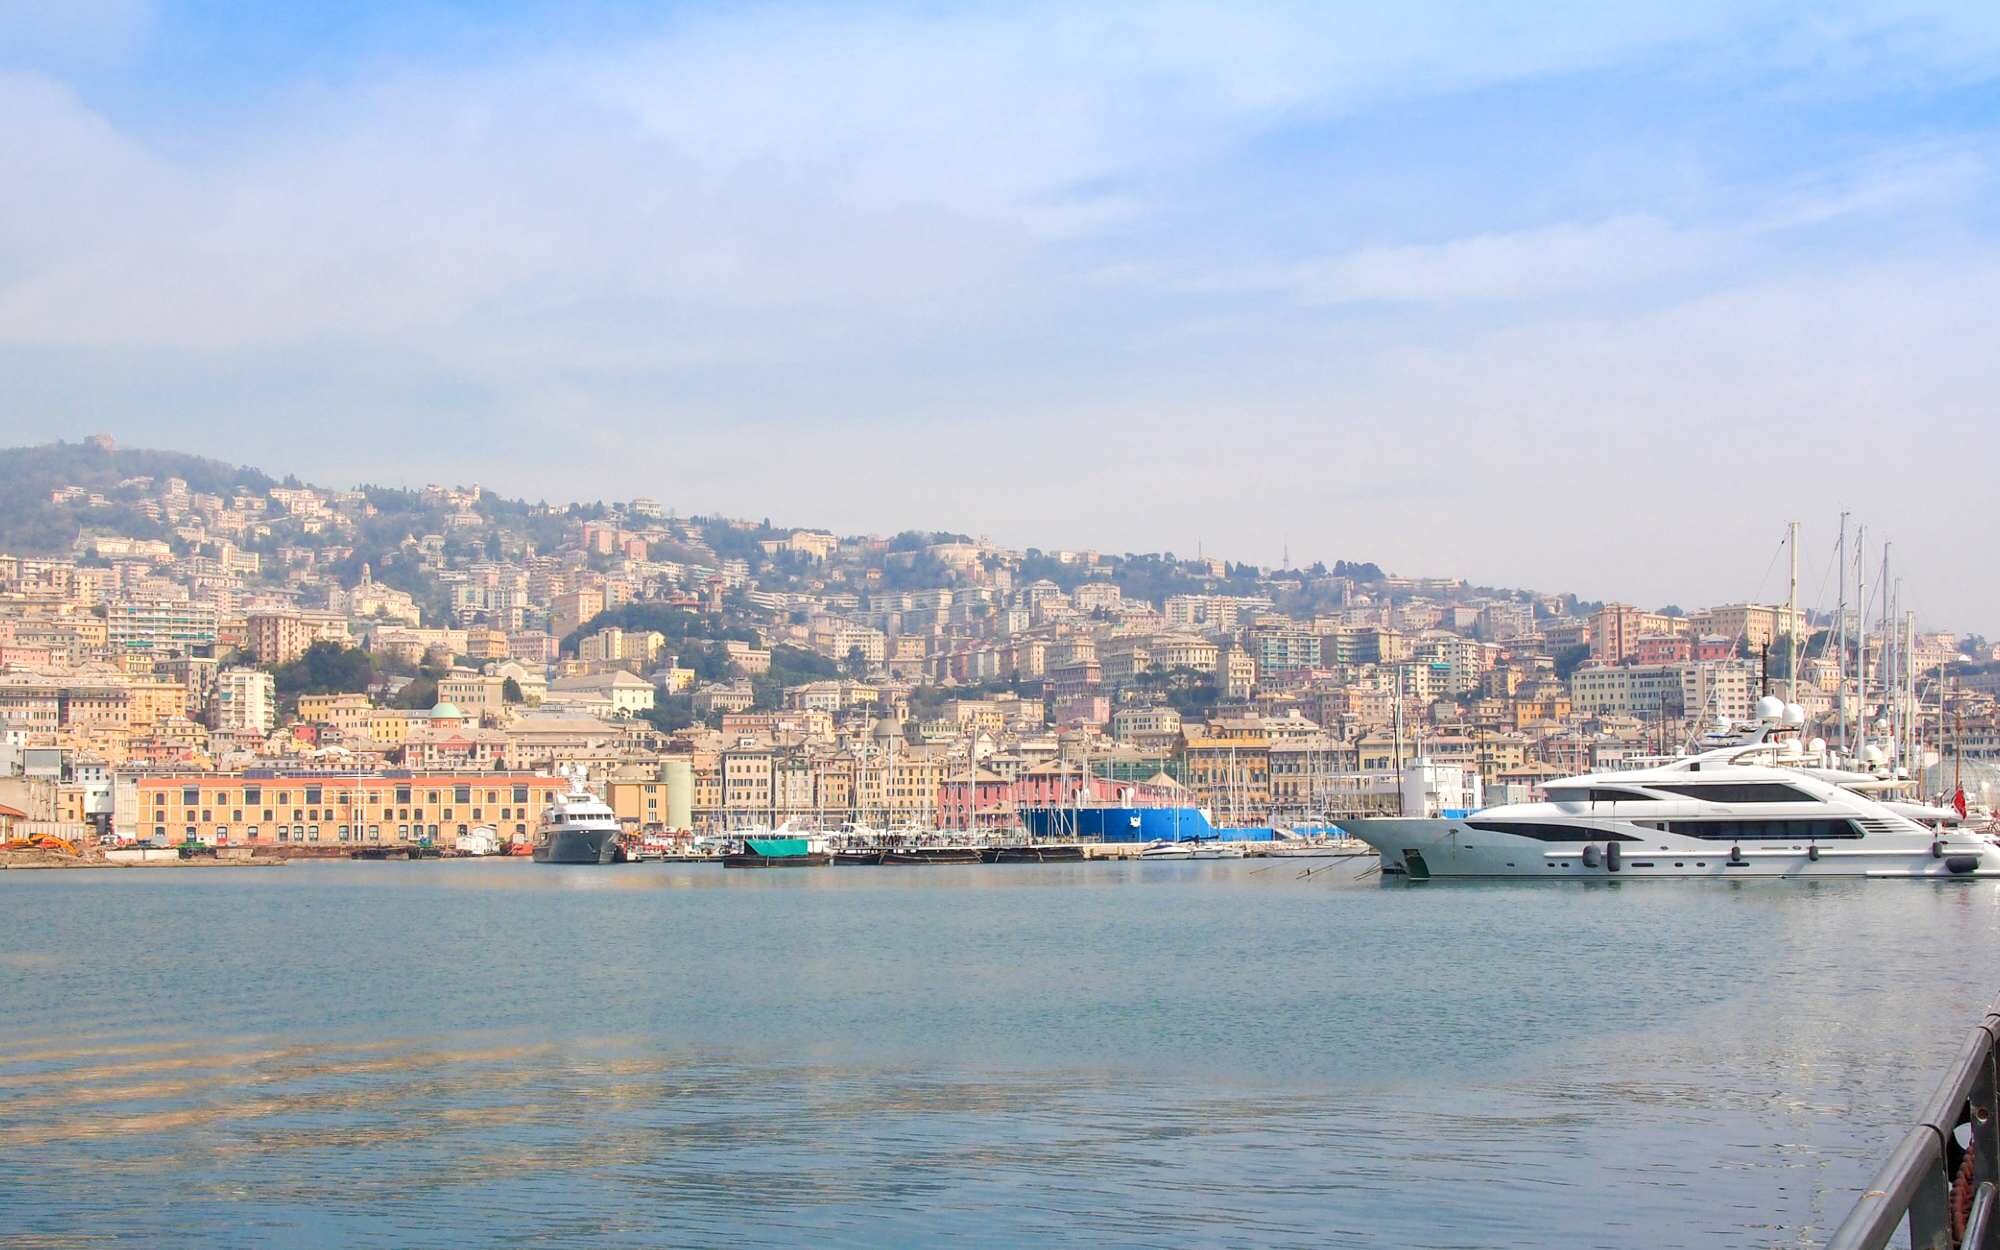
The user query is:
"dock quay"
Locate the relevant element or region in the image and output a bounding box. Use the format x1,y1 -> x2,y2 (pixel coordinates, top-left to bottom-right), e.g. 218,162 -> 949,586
1830,993 -> 2000,1249
5,837 -> 1373,870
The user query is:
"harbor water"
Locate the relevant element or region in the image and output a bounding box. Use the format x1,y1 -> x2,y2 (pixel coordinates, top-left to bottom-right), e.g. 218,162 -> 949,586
4,860 -> 1999,1248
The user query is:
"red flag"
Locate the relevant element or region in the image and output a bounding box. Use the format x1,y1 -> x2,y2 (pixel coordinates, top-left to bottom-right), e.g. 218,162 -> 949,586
1954,788 -> 1969,819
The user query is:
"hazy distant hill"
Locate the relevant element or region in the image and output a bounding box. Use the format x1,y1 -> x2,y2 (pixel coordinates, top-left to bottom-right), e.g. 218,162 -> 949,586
0,439 -> 1401,617
0,440 -> 278,555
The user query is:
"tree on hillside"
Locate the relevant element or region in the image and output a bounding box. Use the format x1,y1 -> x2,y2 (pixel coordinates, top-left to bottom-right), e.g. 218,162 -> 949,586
1553,643 -> 1592,680
390,676 -> 439,710
750,645 -> 842,710
271,642 -> 377,700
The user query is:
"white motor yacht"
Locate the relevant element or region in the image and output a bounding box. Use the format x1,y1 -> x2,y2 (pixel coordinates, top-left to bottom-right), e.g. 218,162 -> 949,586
1345,728 -> 2000,881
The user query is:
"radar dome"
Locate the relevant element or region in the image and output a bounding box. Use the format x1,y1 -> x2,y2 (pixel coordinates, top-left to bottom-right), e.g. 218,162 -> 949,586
1808,737 -> 1826,755
1779,738 -> 1805,757
1863,744 -> 1887,766
1783,702 -> 1806,727
1755,695 -> 1786,723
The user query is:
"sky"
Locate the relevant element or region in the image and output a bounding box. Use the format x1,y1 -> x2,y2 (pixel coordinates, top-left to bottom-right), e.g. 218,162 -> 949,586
2,1 -> 1997,628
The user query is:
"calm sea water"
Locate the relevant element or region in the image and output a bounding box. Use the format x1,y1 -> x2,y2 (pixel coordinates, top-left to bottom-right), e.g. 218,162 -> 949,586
3,860 -> 1998,1249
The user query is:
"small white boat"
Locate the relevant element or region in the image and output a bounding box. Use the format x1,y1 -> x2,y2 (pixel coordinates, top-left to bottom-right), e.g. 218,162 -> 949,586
1139,841 -> 1194,860
1189,843 -> 1245,860
454,825 -> 502,856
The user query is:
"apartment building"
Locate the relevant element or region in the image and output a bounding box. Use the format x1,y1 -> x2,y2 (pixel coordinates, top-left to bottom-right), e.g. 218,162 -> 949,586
1591,604 -> 1686,662
214,668 -> 275,734
296,692 -> 377,735
107,597 -> 218,658
1570,660 -> 1755,722
247,611 -> 349,666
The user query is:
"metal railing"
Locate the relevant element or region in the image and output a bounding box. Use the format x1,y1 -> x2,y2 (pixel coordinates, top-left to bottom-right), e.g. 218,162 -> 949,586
1829,996 -> 2000,1249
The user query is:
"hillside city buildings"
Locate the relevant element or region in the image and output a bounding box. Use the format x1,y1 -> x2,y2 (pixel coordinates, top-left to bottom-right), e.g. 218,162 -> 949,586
1,443 -> 1993,849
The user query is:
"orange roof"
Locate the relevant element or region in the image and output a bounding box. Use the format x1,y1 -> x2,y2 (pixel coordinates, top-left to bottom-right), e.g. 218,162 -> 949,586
0,803 -> 26,819
136,773 -> 563,787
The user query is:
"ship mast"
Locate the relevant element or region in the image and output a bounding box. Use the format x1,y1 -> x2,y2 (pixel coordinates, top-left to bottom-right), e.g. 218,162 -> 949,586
1834,512 -> 1848,755
1786,520 -> 1800,706
1853,525 -> 1866,764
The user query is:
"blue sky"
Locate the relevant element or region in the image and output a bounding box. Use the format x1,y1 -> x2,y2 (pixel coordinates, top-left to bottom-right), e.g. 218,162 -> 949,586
2,1 -> 1997,627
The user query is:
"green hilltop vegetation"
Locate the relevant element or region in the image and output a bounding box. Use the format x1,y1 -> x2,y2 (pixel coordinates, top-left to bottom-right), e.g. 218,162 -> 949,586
0,440 -> 275,555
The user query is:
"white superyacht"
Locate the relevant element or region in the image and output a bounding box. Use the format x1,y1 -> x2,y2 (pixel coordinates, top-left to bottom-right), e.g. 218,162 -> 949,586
1344,701 -> 1997,881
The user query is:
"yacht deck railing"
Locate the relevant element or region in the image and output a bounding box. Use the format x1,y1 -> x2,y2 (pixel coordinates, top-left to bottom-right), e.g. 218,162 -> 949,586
1828,994 -> 2000,1250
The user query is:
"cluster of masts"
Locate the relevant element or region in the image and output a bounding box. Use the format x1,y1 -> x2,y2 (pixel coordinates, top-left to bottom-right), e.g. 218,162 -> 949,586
1753,517 -> 1942,783
1670,514 -> 1976,813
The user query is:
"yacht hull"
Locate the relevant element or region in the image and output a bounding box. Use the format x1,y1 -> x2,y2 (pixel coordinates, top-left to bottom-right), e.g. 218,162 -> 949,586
1344,818 -> 2000,880
531,829 -> 620,864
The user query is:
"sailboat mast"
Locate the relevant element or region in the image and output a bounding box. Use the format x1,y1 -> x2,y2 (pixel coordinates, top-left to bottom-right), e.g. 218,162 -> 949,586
1853,525 -> 1866,762
1786,520 -> 1800,705
1880,544 -> 1893,762
1905,610 -> 1917,783
1835,512 -> 1848,755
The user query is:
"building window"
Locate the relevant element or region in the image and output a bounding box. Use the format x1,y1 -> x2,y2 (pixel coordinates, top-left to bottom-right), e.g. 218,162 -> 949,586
395,786 -> 412,805
305,787 -> 322,805
244,786 -> 261,805
455,785 -> 471,803
246,826 -> 259,840
513,785 -> 528,803
338,825 -> 350,841
182,786 -> 199,806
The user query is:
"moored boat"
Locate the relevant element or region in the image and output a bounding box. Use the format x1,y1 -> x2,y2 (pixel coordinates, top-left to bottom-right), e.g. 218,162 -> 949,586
1345,723 -> 2000,881
986,845 -> 1088,863
532,784 -> 622,864
722,836 -> 832,868
882,847 -> 983,865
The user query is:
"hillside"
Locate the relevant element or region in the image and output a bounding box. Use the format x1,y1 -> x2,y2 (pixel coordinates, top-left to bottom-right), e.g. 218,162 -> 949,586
0,439 -> 276,555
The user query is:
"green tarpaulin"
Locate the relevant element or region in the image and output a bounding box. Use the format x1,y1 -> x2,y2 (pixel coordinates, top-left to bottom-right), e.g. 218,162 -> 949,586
746,838 -> 811,857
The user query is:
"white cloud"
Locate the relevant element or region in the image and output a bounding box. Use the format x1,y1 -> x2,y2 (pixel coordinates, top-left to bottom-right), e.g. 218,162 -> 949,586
1286,216 -> 1721,305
